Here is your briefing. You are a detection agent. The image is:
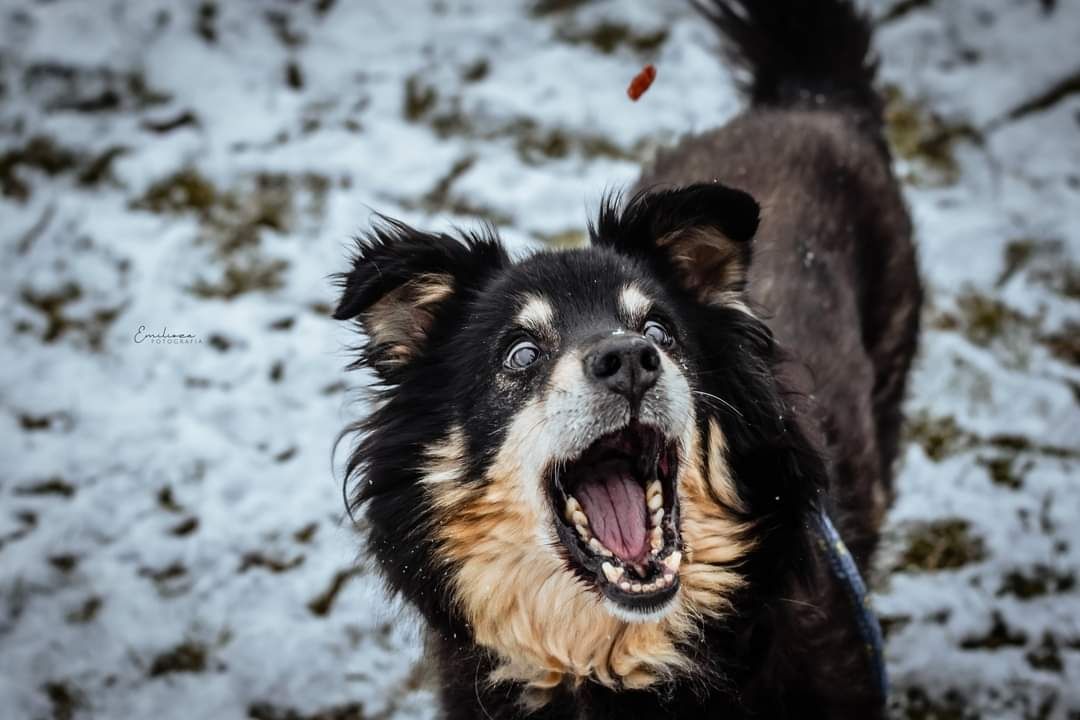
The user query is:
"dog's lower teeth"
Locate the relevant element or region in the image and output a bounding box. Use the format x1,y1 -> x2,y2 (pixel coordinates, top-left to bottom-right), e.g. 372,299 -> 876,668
662,551 -> 682,573
589,538 -> 612,556
602,562 -> 624,583
619,581 -> 631,591
631,583 -> 642,593
651,508 -> 664,526
647,493 -> 663,511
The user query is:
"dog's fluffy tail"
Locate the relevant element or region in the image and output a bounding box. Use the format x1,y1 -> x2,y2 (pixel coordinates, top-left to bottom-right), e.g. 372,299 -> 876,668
694,0 -> 882,129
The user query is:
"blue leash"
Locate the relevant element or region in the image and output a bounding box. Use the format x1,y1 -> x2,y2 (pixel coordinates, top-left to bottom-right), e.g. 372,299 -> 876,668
810,509 -> 889,701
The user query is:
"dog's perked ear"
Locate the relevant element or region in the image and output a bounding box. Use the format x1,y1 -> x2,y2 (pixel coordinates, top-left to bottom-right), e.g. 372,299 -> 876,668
592,183 -> 760,306
333,218 -> 507,379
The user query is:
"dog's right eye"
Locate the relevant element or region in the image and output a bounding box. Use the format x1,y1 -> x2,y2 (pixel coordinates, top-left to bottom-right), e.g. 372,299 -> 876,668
505,340 -> 541,370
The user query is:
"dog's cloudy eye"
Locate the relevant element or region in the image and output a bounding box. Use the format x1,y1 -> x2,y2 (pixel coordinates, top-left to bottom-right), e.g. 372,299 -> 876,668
505,340 -> 540,370
643,320 -> 674,348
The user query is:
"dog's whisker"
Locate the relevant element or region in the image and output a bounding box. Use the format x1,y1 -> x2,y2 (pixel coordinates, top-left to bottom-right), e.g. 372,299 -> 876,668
778,597 -> 821,611
692,390 -> 743,418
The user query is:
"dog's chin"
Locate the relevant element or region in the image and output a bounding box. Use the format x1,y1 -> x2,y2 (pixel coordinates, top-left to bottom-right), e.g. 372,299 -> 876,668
548,420 -> 684,621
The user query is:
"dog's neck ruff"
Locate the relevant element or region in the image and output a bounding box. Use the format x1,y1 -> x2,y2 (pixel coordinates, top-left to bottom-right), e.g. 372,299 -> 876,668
810,509 -> 888,703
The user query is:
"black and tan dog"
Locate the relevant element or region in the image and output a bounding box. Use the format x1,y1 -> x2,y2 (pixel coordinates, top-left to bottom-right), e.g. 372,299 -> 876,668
334,0 -> 920,717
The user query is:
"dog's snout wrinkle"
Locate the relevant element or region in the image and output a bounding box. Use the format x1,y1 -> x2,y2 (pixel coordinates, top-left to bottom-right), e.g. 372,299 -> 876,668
584,336 -> 662,408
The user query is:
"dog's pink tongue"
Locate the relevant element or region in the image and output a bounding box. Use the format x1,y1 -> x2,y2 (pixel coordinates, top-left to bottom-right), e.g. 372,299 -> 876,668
576,469 -> 648,563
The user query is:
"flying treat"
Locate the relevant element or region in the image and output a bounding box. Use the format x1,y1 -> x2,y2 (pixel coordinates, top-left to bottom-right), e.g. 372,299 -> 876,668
627,64 -> 657,101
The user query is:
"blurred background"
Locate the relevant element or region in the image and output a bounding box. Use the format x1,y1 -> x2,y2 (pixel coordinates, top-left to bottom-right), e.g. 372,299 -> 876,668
1,0 -> 1077,718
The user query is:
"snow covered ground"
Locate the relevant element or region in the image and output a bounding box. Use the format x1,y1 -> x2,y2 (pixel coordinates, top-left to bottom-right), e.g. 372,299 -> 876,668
1,0 -> 1077,718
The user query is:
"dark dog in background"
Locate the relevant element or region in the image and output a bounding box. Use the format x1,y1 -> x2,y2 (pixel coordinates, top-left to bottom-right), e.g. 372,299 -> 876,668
333,0 -> 920,717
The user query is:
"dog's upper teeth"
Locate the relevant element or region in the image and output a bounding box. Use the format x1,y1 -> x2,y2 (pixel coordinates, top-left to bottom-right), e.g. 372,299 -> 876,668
662,551 -> 682,573
650,527 -> 663,552
651,508 -> 664,527
646,480 -> 664,511
575,523 -> 590,541
589,537 -> 613,556
571,510 -> 589,527
602,562 -> 624,583
564,496 -> 582,522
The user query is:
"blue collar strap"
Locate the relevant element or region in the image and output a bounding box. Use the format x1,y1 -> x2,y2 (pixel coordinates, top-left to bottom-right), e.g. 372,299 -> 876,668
810,509 -> 889,701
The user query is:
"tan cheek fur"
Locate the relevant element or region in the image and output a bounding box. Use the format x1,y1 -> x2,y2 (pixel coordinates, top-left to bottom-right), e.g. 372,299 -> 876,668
420,412 -> 754,698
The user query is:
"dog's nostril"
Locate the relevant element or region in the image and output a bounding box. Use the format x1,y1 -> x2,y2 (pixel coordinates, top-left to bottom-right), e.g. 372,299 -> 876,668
595,351 -> 622,379
640,346 -> 660,372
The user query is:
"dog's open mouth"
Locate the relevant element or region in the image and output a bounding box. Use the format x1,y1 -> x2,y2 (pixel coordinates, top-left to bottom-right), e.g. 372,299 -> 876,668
550,421 -> 681,612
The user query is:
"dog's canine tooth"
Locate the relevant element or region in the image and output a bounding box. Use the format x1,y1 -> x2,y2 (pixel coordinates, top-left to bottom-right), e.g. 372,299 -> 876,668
651,508 -> 664,526
601,562 -> 624,583
571,510 -> 589,527
589,538 -> 612,556
647,492 -> 663,511
646,480 -> 662,499
662,551 -> 682,572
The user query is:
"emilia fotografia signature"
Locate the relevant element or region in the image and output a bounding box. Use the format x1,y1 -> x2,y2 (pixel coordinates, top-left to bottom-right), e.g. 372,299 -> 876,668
133,325 -> 203,345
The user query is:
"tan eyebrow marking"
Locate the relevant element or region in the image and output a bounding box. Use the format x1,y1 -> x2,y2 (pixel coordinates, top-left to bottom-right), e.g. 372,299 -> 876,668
619,285 -> 652,327
515,294 -> 556,336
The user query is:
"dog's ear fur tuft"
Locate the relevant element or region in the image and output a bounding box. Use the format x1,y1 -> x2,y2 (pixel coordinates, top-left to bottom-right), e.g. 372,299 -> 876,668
333,217 -> 507,379
592,183 -> 760,306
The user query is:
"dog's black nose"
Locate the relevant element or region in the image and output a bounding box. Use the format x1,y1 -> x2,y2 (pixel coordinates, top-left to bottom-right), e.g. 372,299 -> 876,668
585,335 -> 662,406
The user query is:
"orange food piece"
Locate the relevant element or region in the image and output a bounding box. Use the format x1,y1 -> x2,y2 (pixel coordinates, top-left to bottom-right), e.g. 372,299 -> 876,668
627,64 -> 657,101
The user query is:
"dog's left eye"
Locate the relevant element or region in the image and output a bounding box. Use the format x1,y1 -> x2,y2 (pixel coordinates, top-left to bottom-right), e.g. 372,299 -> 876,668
643,320 -> 675,348
505,340 -> 541,370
